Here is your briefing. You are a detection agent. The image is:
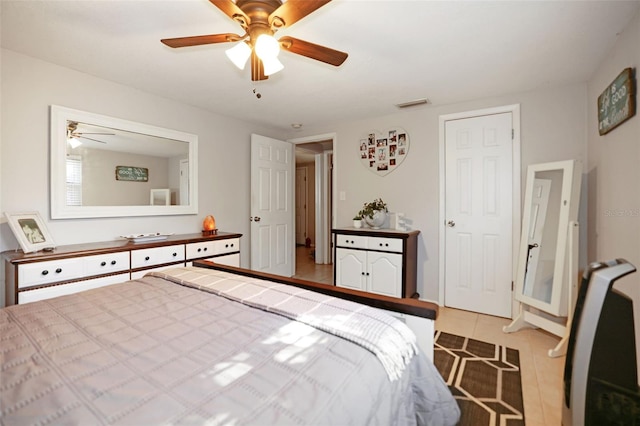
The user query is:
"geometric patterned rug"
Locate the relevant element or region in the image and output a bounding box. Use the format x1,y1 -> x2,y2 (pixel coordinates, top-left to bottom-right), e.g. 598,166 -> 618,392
434,331 -> 525,426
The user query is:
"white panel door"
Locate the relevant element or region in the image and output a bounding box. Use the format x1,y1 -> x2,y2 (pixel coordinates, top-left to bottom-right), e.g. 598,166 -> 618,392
250,134 -> 294,276
522,178 -> 551,299
444,113 -> 513,317
179,159 -> 189,205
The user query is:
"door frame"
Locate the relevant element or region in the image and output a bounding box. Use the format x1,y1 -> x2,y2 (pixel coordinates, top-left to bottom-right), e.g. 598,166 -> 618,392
438,104 -> 522,311
295,166 -> 309,246
289,132 -> 336,265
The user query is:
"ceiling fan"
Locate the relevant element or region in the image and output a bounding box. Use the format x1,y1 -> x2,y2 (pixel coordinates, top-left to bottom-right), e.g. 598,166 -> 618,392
161,0 -> 348,81
67,121 -> 114,147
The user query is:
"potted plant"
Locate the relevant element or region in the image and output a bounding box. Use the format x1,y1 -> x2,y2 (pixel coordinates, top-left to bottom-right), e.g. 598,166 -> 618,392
360,198 -> 388,229
352,214 -> 363,229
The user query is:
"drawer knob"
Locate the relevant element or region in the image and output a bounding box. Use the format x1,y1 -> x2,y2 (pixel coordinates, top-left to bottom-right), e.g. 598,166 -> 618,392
101,261 -> 107,266
172,252 -> 177,257
111,260 -> 117,265
198,248 -> 202,252
41,270 -> 49,276
55,268 -> 62,274
203,247 -> 208,252
145,256 -> 150,261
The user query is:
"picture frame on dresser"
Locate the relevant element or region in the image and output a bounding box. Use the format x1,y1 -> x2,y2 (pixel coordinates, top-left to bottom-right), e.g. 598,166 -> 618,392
4,211 -> 56,253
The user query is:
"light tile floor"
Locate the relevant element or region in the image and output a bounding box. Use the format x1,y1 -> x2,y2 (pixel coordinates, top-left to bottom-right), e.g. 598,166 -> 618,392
293,245 -> 565,426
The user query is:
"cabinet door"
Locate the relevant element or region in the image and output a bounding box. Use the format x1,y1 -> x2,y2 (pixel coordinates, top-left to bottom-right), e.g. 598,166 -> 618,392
367,251 -> 402,297
335,248 -> 367,291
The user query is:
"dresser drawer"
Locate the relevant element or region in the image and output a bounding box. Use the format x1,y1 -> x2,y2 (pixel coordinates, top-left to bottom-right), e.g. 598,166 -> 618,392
84,252 -> 130,276
217,238 -> 240,255
186,241 -> 217,259
186,238 -> 240,260
18,258 -> 84,288
18,273 -> 130,304
131,244 -> 185,269
335,234 -> 368,249
367,237 -> 403,253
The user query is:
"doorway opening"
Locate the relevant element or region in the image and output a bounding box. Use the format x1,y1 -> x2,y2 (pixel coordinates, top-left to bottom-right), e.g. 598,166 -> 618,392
291,134 -> 335,284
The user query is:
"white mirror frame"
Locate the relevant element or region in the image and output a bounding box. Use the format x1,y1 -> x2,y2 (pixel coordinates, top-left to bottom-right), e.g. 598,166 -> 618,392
50,105 -> 198,219
514,159 -> 582,316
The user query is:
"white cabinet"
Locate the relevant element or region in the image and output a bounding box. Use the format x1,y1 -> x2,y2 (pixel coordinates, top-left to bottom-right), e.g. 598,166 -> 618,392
333,228 -> 420,299
335,248 -> 402,297
4,232 -> 242,305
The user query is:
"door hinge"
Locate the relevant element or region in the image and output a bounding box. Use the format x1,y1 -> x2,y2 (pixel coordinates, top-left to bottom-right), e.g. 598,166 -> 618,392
511,281 -> 514,291
511,129 -> 515,140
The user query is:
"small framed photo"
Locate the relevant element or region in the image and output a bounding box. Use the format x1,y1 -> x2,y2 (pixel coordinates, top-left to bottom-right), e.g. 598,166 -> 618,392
5,211 -> 56,253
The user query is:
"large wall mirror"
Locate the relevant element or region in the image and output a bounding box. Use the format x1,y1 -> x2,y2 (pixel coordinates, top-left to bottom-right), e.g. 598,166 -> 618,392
50,105 -> 198,219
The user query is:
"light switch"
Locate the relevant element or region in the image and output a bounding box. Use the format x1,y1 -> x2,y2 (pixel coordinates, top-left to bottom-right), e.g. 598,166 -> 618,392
339,191 -> 346,201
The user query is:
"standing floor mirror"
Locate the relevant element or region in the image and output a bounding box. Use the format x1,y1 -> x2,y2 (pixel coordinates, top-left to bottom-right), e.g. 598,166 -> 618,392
504,159 -> 582,357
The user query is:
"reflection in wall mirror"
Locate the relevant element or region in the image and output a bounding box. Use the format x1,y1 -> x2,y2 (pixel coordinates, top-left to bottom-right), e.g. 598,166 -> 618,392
504,159 -> 582,357
50,105 -> 198,218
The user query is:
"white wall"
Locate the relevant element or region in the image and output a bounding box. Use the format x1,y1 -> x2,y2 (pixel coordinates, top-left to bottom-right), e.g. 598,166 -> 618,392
0,49 -> 288,306
586,10 -> 640,367
294,83 -> 588,302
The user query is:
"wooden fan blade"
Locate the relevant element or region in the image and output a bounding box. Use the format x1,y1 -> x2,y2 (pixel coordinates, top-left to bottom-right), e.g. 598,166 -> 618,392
251,50 -> 268,81
270,0 -> 331,28
279,36 -> 347,66
209,0 -> 249,25
161,33 -> 240,48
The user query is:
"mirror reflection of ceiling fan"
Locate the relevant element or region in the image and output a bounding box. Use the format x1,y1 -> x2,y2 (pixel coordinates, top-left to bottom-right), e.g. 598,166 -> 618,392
161,0 -> 348,81
67,121 -> 115,148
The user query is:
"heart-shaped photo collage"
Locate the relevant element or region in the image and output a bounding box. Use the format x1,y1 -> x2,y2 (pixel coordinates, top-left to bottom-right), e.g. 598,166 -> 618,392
359,128 -> 409,176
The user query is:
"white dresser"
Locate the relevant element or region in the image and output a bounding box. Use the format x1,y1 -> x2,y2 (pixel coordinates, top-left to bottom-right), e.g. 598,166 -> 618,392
333,228 -> 420,298
3,232 -> 241,305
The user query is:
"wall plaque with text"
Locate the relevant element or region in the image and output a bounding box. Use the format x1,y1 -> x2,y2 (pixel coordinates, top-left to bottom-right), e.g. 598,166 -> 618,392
598,68 -> 636,135
115,166 -> 148,182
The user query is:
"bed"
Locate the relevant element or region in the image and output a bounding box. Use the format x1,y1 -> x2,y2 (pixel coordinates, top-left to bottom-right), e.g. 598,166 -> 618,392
0,261 -> 460,425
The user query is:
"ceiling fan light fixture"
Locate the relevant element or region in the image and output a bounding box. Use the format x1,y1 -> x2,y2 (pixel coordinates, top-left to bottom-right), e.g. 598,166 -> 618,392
262,56 -> 284,76
225,41 -> 252,70
254,34 -> 280,61
67,137 -> 82,149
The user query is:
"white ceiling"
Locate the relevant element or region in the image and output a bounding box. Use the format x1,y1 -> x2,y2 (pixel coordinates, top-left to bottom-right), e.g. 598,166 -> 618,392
2,0 -> 639,132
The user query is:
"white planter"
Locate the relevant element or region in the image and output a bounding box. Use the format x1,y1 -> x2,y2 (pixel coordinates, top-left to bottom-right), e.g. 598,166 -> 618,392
364,210 -> 387,229
353,219 -> 363,229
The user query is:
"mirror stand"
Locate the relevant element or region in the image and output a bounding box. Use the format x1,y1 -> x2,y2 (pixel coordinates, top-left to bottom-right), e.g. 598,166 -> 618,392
503,159 -> 582,358
504,220 -> 579,357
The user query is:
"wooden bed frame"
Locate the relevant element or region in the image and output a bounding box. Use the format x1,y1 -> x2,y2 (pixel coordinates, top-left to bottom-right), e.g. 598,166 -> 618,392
193,260 -> 439,360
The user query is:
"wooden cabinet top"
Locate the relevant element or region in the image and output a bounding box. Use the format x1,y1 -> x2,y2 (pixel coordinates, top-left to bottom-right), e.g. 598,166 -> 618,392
332,228 -> 420,239
2,232 -> 242,265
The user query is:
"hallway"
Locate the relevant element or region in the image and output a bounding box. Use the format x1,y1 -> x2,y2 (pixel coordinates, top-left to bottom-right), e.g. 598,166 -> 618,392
293,245 -> 333,285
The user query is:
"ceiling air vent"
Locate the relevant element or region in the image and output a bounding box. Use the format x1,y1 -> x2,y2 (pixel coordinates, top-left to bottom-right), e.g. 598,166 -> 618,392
395,98 -> 430,109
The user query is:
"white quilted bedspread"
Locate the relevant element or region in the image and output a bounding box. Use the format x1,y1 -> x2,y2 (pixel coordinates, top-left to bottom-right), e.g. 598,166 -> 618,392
0,267 -> 460,425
